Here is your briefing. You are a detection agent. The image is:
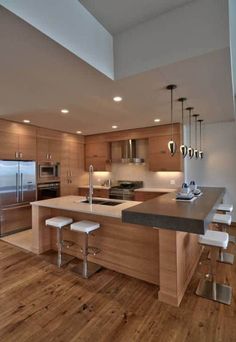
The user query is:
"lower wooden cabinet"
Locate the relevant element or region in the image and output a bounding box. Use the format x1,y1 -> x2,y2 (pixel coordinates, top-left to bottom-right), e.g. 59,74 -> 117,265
78,187 -> 109,198
134,191 -> 167,202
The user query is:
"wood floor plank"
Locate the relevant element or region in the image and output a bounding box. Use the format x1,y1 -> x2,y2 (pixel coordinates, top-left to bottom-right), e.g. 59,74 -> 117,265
0,241 -> 235,341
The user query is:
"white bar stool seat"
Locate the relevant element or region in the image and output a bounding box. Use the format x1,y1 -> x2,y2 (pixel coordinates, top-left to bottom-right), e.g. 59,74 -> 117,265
217,204 -> 233,213
46,216 -> 73,228
198,230 -> 229,249
45,216 -> 75,268
196,230 -> 232,305
70,220 -> 101,278
71,220 -> 100,233
212,213 -> 234,264
213,213 -> 232,226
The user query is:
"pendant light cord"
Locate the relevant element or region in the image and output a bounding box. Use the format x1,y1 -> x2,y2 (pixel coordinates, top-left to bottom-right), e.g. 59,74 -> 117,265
189,110 -> 191,146
171,88 -> 173,140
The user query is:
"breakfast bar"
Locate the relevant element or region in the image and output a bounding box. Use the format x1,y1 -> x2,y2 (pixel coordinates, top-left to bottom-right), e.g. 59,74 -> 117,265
31,187 -> 225,307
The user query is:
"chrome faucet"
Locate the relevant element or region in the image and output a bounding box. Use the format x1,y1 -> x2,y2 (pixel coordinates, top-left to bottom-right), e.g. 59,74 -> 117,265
88,164 -> 94,205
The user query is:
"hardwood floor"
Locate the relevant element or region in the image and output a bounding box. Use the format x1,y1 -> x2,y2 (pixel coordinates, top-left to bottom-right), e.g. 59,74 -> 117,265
0,240 -> 235,342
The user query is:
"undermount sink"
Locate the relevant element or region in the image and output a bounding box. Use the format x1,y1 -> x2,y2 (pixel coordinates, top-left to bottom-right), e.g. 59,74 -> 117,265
81,199 -> 123,206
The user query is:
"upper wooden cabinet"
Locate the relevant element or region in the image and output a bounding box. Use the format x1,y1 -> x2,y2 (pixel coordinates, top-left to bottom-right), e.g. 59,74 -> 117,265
0,120 -> 36,160
84,142 -> 111,171
60,138 -> 85,196
37,137 -> 61,162
148,133 -> 183,171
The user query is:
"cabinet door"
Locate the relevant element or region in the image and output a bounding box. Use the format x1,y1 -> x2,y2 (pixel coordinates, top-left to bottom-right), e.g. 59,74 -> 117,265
60,140 -> 70,196
85,142 -> 109,158
0,132 -> 18,159
48,139 -> 61,162
85,142 -> 111,171
149,134 -> 182,171
93,188 -> 109,198
19,134 -> 36,160
78,188 -> 88,197
134,191 -> 167,201
37,137 -> 49,162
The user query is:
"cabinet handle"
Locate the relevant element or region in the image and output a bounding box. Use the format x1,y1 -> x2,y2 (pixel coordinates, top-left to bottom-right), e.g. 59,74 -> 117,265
15,152 -> 18,159
20,152 -> 23,159
49,154 -> 52,160
46,153 -> 48,159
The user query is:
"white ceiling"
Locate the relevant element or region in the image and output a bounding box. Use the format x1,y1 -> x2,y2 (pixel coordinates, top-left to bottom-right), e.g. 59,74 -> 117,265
0,4 -> 234,135
79,0 -> 195,34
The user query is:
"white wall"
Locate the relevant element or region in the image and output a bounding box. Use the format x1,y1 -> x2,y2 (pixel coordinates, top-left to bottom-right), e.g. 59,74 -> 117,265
229,0 -> 236,101
0,0 -> 114,79
114,0 -> 229,79
185,121 -> 236,221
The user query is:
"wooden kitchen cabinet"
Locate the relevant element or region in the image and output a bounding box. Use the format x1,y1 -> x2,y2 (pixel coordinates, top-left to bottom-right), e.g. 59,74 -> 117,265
0,120 -> 36,160
148,133 -> 183,171
37,137 -> 61,162
85,142 -> 111,171
0,131 -> 19,159
134,191 -> 167,201
78,187 -> 109,198
60,138 -> 84,196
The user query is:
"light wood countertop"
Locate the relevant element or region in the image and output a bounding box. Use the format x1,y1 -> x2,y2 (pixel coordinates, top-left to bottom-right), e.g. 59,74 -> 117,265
31,196 -> 140,219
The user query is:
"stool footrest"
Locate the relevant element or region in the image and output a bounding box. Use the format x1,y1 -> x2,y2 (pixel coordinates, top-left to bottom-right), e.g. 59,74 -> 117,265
196,279 -> 232,305
62,240 -> 75,248
229,235 -> 236,244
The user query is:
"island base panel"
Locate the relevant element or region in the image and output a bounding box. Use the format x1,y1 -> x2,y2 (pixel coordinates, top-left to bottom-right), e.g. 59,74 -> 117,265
33,207 -> 159,285
158,229 -> 202,306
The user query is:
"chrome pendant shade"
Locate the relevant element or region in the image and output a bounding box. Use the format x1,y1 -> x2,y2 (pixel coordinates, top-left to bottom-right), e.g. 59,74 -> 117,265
178,97 -> 187,157
186,107 -> 194,159
198,119 -> 204,159
166,84 -> 177,156
193,114 -> 200,159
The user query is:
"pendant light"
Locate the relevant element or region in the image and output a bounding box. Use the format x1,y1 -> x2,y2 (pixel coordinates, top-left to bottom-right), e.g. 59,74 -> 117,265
186,107 -> 194,159
198,119 -> 204,159
178,97 -> 187,157
192,114 -> 200,159
166,84 -> 177,156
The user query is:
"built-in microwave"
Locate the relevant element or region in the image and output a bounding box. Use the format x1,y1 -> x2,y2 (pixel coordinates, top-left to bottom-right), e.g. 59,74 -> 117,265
38,162 -> 60,180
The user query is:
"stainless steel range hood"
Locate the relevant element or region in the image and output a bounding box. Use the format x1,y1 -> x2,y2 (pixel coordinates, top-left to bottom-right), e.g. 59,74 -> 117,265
121,139 -> 144,164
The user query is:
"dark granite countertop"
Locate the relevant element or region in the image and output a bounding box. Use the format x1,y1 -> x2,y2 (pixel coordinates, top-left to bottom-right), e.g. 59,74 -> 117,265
122,187 -> 225,234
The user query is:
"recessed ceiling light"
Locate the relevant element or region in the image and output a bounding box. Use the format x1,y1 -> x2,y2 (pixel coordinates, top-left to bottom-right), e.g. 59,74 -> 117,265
23,119 -> 30,123
61,109 -> 69,114
113,96 -> 122,102
76,130 -> 82,134
112,125 -> 118,129
154,118 -> 161,122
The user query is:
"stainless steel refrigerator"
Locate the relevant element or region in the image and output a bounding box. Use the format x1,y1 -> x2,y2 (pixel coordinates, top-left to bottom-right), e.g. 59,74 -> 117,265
0,160 -> 36,236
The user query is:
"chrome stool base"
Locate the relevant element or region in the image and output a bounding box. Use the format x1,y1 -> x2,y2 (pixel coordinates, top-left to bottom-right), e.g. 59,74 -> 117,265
217,252 -> 234,265
208,251 -> 234,265
71,261 -> 101,278
196,279 -> 232,305
42,250 -> 75,267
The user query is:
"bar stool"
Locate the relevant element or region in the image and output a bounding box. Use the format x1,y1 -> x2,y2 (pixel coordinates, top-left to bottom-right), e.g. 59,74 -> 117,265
45,216 -> 75,267
212,213 -> 234,264
70,220 -> 102,278
196,230 -> 232,305
217,204 -> 235,243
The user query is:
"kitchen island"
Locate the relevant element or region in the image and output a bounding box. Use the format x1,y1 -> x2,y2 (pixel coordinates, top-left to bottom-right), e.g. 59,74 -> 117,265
31,196 -> 160,285
31,188 -> 224,307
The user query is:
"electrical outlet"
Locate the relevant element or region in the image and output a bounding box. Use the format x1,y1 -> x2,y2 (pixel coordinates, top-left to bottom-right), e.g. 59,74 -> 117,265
170,179 -> 176,185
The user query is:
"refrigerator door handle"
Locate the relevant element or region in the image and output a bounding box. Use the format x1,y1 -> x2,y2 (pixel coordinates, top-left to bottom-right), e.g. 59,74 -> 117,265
20,173 -> 23,202
16,173 -> 19,202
